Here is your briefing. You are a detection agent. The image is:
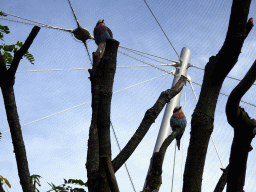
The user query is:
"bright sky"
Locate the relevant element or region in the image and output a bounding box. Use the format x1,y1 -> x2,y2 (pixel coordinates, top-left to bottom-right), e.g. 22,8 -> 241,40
1,0 -> 256,191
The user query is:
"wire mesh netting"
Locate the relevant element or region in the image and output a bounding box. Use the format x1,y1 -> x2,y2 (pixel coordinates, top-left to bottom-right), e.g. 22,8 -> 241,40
1,0 -> 256,191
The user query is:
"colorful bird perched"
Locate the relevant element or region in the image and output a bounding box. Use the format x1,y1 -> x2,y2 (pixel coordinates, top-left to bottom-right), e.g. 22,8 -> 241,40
93,19 -> 113,45
170,106 -> 187,150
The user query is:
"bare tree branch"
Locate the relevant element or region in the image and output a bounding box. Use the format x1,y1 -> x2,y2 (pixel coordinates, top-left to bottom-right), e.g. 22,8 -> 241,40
86,52 -> 101,192
226,59 -> 256,127
8,26 -> 40,79
214,165 -> 230,192
97,39 -> 119,192
183,1 -> 253,191
112,75 -> 187,173
0,26 -> 40,192
101,156 -> 120,192
143,127 -> 183,192
225,59 -> 256,192
86,38 -> 119,192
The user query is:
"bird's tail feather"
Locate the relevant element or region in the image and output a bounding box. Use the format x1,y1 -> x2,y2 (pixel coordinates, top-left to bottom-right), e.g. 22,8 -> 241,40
177,139 -> 181,150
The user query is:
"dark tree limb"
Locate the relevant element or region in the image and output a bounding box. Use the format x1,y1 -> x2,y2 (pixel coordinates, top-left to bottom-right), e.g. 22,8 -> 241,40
90,42 -> 106,76
183,1 -> 253,191
143,127 -> 183,192
225,59 -> 256,192
214,147 -> 253,192
0,26 -> 40,192
226,59 -> 256,127
97,39 -> 119,192
112,75 -> 187,173
101,156 -> 120,192
8,26 -> 40,79
213,165 -> 230,192
86,39 -> 119,192
86,48 -> 102,192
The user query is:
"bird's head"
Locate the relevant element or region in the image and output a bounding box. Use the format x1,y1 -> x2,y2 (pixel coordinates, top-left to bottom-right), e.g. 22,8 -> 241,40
173,106 -> 182,113
96,19 -> 105,25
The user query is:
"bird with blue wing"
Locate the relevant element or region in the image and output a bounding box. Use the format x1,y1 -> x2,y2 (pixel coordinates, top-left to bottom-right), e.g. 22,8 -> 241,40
93,19 -> 113,45
170,106 -> 187,150
90,19 -> 113,75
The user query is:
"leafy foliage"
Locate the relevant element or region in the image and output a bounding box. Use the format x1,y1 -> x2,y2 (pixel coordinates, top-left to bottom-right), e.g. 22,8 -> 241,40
0,12 -> 9,41
0,175 -> 11,189
48,179 -> 88,192
30,174 -> 42,192
0,11 -> 35,68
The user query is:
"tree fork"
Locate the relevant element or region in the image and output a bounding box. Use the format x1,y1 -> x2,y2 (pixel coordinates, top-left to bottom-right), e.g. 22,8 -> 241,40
0,26 -> 40,192
87,38 -> 119,192
183,1 -> 253,191
226,59 -> 256,192
112,75 -> 187,173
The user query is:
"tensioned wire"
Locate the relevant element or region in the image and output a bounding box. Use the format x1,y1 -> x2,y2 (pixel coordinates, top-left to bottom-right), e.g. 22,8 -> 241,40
180,82 -> 187,192
1,11 -> 255,86
3,10 -> 255,86
0,7 -> 177,192
119,46 -> 179,63
170,84 -> 188,192
187,79 -> 224,169
2,3 -> 256,190
119,48 -> 176,65
110,121 -> 136,192
67,0 -> 80,26
66,0 -> 93,65
0,12 -> 178,64
2,1 -> 256,192
189,64 -> 256,86
2,5 -> 134,191
143,0 -> 181,61
190,80 -> 256,108
15,66 -> 256,108
1,72 -> 171,134
2,68 -> 234,191
0,14 -> 73,32
16,64 -> 175,73
1,12 -> 252,170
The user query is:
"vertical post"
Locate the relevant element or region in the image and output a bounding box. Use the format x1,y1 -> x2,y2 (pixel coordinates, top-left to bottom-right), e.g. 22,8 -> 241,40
153,47 -> 191,152
143,47 -> 191,189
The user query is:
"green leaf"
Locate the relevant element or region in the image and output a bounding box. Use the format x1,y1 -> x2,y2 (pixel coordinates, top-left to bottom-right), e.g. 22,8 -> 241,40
15,41 -> 23,47
65,179 -> 87,186
3,44 -> 15,52
0,21 -> 35,67
0,11 -> 7,17
3,51 -> 13,68
30,174 -> 42,179
0,24 -> 10,40
24,52 -> 35,65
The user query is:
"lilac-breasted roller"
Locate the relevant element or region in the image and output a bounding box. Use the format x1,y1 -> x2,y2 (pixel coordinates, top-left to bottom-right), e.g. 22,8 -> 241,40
170,106 -> 187,150
93,19 -> 113,45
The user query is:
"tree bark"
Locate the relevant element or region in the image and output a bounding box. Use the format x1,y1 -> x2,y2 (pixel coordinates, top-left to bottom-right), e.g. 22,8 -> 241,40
101,156 -> 120,192
97,39 -> 119,192
0,26 -> 40,192
182,1 -> 252,191
143,127 -> 183,192
86,53 -> 101,192
225,59 -> 256,192
213,165 -> 230,192
112,75 -> 187,173
86,39 -> 119,192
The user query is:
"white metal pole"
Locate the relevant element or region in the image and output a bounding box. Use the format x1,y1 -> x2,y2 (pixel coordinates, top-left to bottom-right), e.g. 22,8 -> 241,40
153,47 -> 191,152
143,47 -> 191,189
